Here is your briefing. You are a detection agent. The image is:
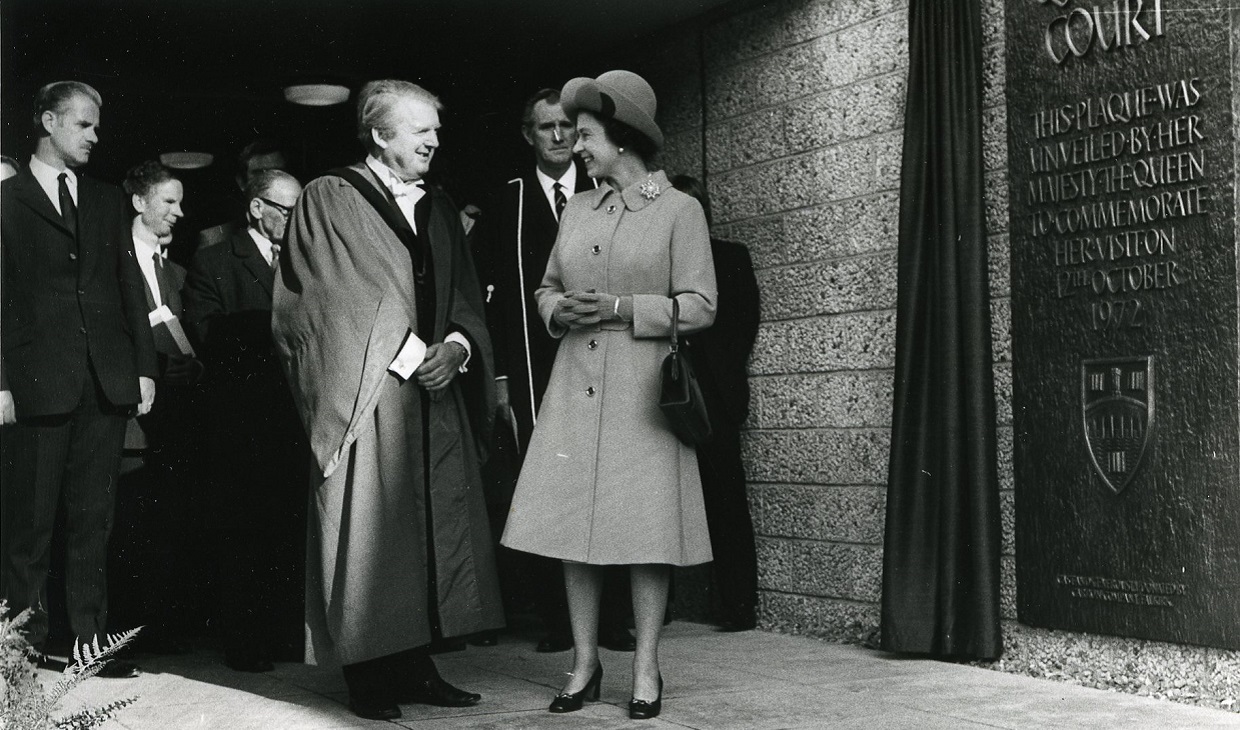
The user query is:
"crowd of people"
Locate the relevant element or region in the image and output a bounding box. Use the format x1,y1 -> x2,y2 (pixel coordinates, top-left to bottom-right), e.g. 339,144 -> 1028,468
0,71 -> 760,722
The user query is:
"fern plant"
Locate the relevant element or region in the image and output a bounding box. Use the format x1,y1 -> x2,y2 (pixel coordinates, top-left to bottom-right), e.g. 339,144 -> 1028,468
0,602 -> 141,730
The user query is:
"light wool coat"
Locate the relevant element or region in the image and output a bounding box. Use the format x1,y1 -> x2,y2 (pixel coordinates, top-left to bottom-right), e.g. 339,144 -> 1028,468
502,171 -> 718,566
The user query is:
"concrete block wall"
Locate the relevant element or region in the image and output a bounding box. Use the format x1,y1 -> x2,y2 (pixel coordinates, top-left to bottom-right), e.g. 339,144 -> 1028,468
616,0 -> 1016,640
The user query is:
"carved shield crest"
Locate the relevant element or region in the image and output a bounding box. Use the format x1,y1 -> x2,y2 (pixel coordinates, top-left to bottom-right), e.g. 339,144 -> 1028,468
1081,356 -> 1154,494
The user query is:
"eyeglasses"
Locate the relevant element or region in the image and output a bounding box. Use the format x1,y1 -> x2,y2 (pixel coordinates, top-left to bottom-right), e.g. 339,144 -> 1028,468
259,197 -> 293,218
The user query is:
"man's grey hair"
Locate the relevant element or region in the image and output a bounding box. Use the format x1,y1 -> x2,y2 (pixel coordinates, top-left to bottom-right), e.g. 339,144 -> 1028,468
356,80 -> 443,150
245,168 -> 299,203
32,81 -> 103,136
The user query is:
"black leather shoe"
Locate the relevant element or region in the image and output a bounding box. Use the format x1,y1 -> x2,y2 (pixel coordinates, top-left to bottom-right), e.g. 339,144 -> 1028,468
548,663 -> 602,713
535,632 -> 573,653
398,674 -> 481,707
97,659 -> 141,679
599,627 -> 636,652
628,675 -> 663,720
349,696 -> 401,721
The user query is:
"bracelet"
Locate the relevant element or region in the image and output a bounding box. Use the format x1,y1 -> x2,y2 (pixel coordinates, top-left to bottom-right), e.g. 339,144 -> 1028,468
613,297 -> 621,319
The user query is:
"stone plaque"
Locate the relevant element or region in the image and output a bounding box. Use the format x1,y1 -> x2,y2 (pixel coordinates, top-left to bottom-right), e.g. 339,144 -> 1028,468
1006,0 -> 1239,649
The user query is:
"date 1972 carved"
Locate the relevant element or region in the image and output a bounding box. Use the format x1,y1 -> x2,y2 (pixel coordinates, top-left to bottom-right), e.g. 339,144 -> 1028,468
1023,77 -> 1210,332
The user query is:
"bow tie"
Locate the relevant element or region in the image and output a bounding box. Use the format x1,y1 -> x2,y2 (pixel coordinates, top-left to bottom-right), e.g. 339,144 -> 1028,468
390,178 -> 425,198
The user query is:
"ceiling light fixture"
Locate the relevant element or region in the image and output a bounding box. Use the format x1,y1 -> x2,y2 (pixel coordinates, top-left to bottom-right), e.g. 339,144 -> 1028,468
284,83 -> 350,106
159,151 -> 214,169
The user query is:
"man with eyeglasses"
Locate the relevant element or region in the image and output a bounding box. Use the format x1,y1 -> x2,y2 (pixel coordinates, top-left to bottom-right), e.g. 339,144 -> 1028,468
183,168 -> 310,672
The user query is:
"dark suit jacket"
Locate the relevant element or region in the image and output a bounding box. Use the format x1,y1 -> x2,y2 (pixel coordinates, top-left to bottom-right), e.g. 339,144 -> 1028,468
183,228 -> 306,528
687,239 -> 760,433
477,162 -> 593,447
0,168 -> 157,417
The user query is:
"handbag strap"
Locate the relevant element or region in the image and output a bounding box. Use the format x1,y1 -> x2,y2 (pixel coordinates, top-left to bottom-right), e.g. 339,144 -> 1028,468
669,298 -> 680,353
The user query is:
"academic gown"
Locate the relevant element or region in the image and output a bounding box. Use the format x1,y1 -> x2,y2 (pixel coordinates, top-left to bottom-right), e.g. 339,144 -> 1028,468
272,163 -> 502,666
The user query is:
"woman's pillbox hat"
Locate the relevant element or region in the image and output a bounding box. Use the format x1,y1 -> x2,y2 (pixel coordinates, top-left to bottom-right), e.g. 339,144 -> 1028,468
560,70 -> 664,150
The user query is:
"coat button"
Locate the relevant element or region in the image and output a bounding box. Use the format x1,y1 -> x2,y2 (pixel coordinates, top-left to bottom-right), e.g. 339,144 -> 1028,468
77,289 -> 85,295
586,386 -> 596,396
68,253 -> 77,260
591,245 -> 601,255
607,205 -> 616,214
79,327 -> 87,334
588,340 -> 598,350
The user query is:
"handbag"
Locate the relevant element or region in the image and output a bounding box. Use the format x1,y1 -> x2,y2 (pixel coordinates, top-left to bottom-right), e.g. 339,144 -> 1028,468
659,298 -> 713,446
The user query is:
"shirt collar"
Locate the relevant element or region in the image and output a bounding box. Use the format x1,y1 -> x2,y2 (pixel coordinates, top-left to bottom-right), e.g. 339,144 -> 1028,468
535,165 -> 576,197
131,225 -> 165,261
247,227 -> 276,261
590,170 -> 670,213
366,155 -> 424,197
29,155 -> 76,199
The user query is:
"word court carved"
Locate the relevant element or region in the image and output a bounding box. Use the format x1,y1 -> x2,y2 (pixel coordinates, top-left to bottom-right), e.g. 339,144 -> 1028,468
1039,0 -> 1166,64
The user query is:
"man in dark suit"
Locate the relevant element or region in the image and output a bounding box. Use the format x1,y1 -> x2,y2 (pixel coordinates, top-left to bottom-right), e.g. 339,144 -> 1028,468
476,88 -> 633,653
108,161 -> 202,653
672,175 -> 762,632
183,168 -> 309,672
0,81 -> 157,678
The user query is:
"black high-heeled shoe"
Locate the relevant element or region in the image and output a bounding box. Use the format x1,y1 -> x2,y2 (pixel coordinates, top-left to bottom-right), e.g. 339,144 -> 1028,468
628,674 -> 663,720
548,664 -> 603,713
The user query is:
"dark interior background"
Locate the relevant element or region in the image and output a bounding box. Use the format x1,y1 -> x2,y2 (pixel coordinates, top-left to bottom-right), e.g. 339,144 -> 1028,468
2,0 -> 728,261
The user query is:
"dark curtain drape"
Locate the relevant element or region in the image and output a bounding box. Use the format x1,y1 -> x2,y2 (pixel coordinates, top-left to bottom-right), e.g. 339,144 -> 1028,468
879,0 -> 1002,660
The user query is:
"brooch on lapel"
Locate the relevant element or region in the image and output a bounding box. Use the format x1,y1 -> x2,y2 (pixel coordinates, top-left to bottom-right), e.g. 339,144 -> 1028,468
638,176 -> 662,201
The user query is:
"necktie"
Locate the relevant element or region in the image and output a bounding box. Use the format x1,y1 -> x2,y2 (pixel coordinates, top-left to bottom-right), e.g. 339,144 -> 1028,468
553,182 -> 567,221
269,243 -> 280,271
153,252 -> 173,306
58,172 -> 77,237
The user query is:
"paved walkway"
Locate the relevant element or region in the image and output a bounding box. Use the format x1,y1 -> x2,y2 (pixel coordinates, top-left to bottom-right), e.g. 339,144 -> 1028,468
49,622 -> 1240,729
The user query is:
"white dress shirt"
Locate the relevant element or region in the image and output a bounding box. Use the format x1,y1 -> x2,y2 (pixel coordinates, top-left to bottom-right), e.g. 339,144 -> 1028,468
247,227 -> 277,266
28,155 -> 76,213
132,228 -> 166,311
363,156 -> 471,370
365,156 -> 426,234
535,165 -> 577,219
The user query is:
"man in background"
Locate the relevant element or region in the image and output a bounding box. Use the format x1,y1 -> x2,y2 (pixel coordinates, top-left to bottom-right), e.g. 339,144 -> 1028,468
109,161 -> 203,654
672,174 -> 762,632
0,81 -> 156,678
184,169 -> 309,672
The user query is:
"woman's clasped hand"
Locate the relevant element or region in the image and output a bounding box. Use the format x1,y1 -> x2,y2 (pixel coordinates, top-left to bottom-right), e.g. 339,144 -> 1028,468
552,290 -> 622,327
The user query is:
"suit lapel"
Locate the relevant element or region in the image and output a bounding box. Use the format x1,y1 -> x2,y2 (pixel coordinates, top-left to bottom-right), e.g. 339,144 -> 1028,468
233,232 -> 274,296
11,169 -> 74,237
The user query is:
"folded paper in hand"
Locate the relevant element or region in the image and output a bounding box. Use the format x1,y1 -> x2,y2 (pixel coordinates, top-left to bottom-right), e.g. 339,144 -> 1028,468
388,329 -> 428,380
147,305 -> 196,357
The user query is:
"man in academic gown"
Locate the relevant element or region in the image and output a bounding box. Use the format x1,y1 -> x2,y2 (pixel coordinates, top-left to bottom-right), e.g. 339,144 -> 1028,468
272,79 -> 502,721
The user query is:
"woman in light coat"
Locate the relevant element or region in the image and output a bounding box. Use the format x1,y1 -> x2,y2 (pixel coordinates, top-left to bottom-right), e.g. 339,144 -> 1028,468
502,70 -> 717,720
